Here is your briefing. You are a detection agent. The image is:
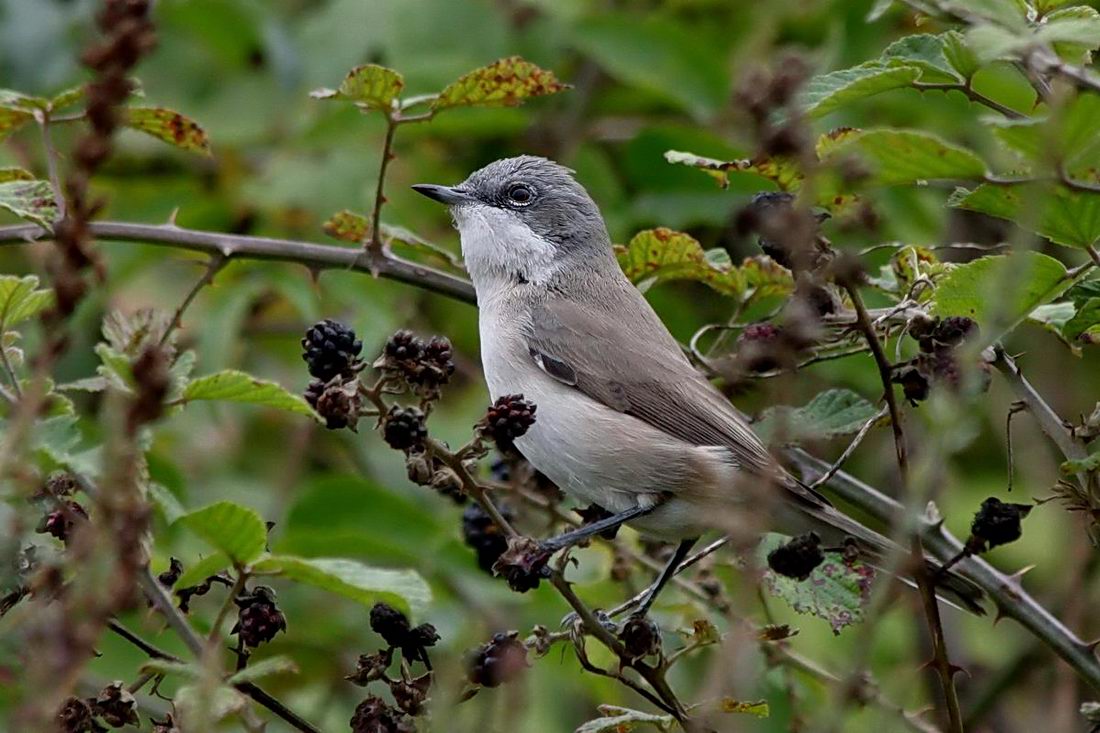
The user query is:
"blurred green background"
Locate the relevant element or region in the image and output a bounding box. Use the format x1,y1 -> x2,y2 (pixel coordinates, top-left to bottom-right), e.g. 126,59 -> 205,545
1,0 -> 1098,731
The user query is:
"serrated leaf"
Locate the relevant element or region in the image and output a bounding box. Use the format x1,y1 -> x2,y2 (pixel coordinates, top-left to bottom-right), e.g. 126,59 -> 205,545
309,64 -> 404,111
0,180 -> 57,229
432,56 -> 568,111
175,551 -> 232,590
821,128 -> 987,185
933,252 -> 1074,339
0,89 -> 47,111
616,228 -> 745,297
181,370 -> 319,419
124,106 -> 210,155
950,183 -> 1100,248
49,86 -> 84,111
946,0 -> 1030,30
758,533 -> 875,634
881,34 -> 963,83
757,389 -> 880,444
1061,449 -> 1100,474
226,656 -> 298,685
0,167 -> 33,183
800,63 -> 921,118
0,275 -> 54,329
664,150 -> 801,191
322,211 -> 461,269
741,256 -> 796,301
180,501 -> 268,565
1065,297 -> 1100,341
251,555 -> 431,616
575,706 -> 675,733
1037,7 -> 1100,61
943,30 -> 983,78
322,209 -> 367,243
94,343 -> 135,392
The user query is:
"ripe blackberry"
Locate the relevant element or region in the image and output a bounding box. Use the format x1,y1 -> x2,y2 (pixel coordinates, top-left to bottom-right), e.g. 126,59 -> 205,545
232,586 -> 287,648
301,319 -> 363,382
767,532 -> 824,580
384,330 -> 423,362
468,631 -> 529,687
382,406 -> 428,451
350,696 -> 414,733
36,501 -> 88,543
370,602 -> 411,648
57,697 -> 103,733
410,336 -> 456,389
479,395 -> 536,449
404,623 -> 440,666
462,502 -> 516,573
618,616 -> 661,659
92,681 -> 138,728
969,497 -> 1032,552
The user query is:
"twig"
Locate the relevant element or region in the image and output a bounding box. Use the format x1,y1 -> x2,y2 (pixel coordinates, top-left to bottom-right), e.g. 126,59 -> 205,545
368,115 -> 399,258
1005,401 -> 1026,492
208,568 -> 247,645
842,282 -> 964,733
912,81 -> 1023,119
809,405 -> 889,489
608,538 -> 728,618
160,253 -> 227,348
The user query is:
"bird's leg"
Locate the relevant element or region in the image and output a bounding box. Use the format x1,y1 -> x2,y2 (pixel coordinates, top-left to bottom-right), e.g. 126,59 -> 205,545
630,537 -> 698,618
541,503 -> 656,553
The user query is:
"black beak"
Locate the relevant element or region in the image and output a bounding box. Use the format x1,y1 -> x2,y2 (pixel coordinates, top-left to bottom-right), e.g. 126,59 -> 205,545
411,184 -> 472,206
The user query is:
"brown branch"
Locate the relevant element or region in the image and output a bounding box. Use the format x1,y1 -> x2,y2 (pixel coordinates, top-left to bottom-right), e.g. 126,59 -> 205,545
912,81 -> 1024,119
368,116 -> 399,257
160,252 -> 227,348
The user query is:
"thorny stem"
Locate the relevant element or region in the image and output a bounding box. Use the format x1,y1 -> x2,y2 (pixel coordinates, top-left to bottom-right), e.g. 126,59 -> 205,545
160,253 -> 227,349
368,114 -> 400,258
843,282 -> 964,733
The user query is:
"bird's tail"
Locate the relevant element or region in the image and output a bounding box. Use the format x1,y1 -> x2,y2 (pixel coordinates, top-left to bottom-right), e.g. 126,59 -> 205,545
789,495 -> 985,616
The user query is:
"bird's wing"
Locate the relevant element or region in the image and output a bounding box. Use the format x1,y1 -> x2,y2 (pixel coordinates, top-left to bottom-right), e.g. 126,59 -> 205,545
525,288 -> 831,509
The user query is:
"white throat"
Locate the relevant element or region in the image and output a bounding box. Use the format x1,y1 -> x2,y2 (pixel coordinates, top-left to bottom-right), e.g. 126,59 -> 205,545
454,204 -> 558,294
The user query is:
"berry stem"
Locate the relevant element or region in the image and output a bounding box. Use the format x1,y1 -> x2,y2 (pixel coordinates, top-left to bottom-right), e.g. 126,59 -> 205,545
208,568 -> 249,646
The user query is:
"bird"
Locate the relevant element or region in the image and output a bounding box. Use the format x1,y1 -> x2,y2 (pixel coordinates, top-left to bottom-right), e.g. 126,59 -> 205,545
412,156 -> 983,617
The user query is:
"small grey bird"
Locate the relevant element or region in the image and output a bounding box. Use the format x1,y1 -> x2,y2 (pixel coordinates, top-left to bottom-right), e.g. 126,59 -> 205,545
413,156 -> 982,615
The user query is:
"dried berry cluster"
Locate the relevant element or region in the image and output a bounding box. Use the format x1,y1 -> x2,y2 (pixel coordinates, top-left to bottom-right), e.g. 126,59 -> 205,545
477,394 -> 537,450
967,497 -> 1032,554
232,585 -> 287,648
893,315 -> 989,405
766,531 -> 825,580
346,603 -> 439,732
466,631 -> 529,688
491,535 -> 552,592
57,682 -> 138,732
462,502 -> 517,572
375,329 -> 456,398
302,319 -> 366,430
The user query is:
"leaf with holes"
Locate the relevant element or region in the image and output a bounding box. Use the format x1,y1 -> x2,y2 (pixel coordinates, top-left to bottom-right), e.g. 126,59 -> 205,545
124,107 -> 211,155
950,183 -> 1100,249
252,555 -> 431,616
933,252 -> 1075,339
664,150 -> 801,191
616,228 -> 744,297
758,533 -> 875,634
0,275 -> 54,329
432,57 -> 569,111
310,64 -> 404,111
182,370 -> 319,419
756,389 -> 880,445
820,128 -> 987,186
180,501 -> 268,565
800,63 -> 921,118
0,180 -> 57,229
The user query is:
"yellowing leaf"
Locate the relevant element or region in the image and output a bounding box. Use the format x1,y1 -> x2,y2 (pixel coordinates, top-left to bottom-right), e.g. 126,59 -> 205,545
720,699 -> 770,718
0,167 -> 33,183
617,228 -> 745,297
322,209 -> 368,243
310,64 -> 405,111
124,106 -> 211,155
0,180 -> 57,229
432,56 -> 569,111
664,150 -> 801,191
0,107 -> 32,142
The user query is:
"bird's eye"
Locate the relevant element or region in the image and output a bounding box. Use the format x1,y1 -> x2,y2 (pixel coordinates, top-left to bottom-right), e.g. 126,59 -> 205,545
507,184 -> 534,205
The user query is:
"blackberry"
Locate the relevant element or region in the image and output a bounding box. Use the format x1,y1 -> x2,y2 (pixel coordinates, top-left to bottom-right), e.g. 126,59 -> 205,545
232,586 -> 287,648
618,616 -> 661,659
382,406 -> 427,451
462,502 -> 516,573
404,623 -> 440,666
767,532 -> 824,580
350,696 -> 414,733
408,336 -> 455,390
384,330 -> 423,362
468,631 -> 529,688
301,319 -> 362,382
312,380 -> 361,430
491,536 -> 551,592
370,602 -> 411,648
92,681 -> 138,728
157,557 -> 183,588
479,395 -> 537,449
969,497 -> 1032,553
36,501 -> 88,543
57,697 -> 104,733
892,365 -> 930,406
931,316 -> 977,349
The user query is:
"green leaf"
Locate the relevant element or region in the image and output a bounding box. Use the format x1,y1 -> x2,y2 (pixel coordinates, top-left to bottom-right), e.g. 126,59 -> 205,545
140,659 -> 201,680
0,167 -> 33,183
966,24 -> 1030,62
181,370 -> 319,420
124,107 -> 211,155
226,656 -> 298,685
1061,449 -> 1100,474
932,252 -> 1074,338
880,34 -> 962,83
49,86 -> 85,112
949,183 -> 1100,249
251,555 -> 431,616
0,180 -> 58,229
175,551 -> 232,590
718,699 -> 770,718
180,501 -> 268,565
946,0 -> 1030,30
756,389 -> 880,444
0,89 -> 47,111
799,63 -> 921,118
149,482 -> 188,524
1037,7 -> 1100,61
431,56 -> 569,112
758,533 -> 875,634
175,685 -> 247,727
0,106 -> 33,141
1065,297 -> 1100,341
616,228 -> 745,297
94,343 -> 135,392
943,30 -> 983,78
322,210 -> 462,270
819,129 -> 987,185
0,275 -> 54,329
663,150 -> 801,191
310,64 -> 404,111
575,706 -> 676,733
